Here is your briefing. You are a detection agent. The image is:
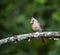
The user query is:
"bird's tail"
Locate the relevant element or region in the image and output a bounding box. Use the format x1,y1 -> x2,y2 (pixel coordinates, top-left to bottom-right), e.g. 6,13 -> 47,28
40,37 -> 45,43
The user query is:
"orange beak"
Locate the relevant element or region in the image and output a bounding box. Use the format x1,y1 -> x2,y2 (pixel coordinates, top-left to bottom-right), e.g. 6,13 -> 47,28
30,20 -> 33,24
30,17 -> 34,24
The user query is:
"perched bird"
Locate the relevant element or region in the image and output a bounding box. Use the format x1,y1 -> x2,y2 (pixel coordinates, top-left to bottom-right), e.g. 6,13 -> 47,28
30,17 -> 45,43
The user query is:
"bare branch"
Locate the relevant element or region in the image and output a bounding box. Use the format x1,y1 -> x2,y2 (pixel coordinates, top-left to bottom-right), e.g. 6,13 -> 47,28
0,32 -> 60,45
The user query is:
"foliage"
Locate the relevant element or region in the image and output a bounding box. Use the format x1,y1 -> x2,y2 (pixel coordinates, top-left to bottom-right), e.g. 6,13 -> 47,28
0,0 -> 60,55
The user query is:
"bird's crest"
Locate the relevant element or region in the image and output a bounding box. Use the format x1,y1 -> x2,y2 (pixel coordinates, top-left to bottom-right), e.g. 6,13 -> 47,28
30,17 -> 38,24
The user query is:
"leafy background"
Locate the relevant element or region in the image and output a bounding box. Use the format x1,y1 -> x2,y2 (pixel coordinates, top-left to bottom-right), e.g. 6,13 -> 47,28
0,0 -> 60,55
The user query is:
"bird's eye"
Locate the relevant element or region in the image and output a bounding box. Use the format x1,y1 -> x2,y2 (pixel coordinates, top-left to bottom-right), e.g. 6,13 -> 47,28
32,20 -> 34,24
30,19 -> 34,24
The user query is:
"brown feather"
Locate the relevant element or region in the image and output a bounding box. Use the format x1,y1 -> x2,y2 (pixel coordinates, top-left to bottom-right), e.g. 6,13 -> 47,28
30,17 -> 45,43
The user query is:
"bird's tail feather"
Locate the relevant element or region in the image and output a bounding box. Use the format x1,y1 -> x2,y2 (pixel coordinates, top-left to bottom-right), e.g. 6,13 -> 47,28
40,37 -> 45,43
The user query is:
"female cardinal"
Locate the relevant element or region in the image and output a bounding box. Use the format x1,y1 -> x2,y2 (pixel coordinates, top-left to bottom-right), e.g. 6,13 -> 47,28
30,17 -> 45,43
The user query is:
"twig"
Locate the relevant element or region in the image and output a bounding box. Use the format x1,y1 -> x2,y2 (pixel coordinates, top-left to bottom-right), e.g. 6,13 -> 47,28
0,32 -> 60,45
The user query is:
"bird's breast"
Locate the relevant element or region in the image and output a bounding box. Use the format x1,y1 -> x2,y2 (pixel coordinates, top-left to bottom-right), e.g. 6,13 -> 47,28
32,24 -> 42,32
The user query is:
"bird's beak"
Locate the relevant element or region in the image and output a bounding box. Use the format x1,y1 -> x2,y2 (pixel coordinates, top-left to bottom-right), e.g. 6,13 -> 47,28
30,21 -> 32,24
30,17 -> 34,24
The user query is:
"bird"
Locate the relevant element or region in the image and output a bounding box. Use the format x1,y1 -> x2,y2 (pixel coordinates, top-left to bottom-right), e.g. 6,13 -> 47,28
30,17 -> 45,43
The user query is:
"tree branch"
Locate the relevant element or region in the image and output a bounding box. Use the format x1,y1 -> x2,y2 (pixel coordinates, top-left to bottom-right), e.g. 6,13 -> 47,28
0,32 -> 60,45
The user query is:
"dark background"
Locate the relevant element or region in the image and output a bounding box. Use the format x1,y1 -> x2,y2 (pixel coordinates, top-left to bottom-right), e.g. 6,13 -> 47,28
0,0 -> 60,55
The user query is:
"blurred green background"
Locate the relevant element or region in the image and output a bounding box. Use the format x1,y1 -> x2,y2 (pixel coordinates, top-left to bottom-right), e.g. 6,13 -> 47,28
0,0 -> 60,55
